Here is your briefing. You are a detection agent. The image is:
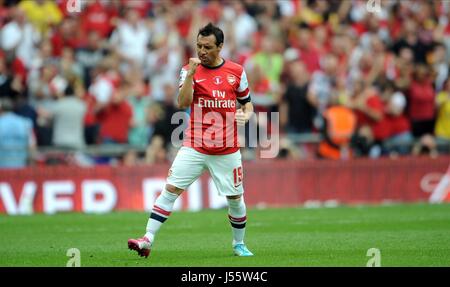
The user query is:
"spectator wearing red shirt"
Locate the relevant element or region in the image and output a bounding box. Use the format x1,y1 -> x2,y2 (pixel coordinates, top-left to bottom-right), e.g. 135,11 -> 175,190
8,53 -> 27,89
354,88 -> 389,142
347,80 -> 389,156
97,87 -> 133,144
407,64 -> 436,138
50,17 -> 82,57
295,26 -> 321,74
80,0 -> 118,40
174,1 -> 194,40
201,0 -> 222,23
313,25 -> 331,57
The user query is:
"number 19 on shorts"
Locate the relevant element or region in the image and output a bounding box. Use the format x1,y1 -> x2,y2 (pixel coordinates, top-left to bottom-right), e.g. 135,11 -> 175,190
233,167 -> 243,188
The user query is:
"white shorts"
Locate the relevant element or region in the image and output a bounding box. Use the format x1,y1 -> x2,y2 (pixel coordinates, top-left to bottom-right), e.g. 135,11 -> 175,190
167,147 -> 244,196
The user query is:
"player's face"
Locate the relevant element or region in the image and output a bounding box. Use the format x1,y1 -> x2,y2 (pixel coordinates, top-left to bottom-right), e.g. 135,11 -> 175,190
196,34 -> 222,66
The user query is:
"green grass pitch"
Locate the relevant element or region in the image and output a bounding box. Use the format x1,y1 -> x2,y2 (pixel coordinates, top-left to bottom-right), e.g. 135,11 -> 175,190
1,203 -> 449,266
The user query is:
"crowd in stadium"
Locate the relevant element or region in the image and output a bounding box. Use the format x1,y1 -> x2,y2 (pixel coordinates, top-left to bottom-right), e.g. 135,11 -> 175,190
1,0 -> 450,168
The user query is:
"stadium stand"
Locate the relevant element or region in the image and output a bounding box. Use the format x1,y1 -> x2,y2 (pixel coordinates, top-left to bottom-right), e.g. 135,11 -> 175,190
1,0 -> 450,168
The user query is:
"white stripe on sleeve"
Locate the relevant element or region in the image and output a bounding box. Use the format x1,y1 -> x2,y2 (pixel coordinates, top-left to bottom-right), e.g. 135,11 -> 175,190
237,69 -> 249,93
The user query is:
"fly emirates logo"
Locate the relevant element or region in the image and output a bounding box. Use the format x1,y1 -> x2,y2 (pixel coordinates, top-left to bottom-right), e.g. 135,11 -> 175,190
198,90 -> 236,109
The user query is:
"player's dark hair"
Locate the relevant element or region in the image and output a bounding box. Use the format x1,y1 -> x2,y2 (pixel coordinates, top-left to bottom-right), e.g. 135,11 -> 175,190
198,22 -> 224,47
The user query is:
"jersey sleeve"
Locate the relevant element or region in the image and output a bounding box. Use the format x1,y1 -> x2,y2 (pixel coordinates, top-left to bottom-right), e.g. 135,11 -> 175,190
236,69 -> 250,101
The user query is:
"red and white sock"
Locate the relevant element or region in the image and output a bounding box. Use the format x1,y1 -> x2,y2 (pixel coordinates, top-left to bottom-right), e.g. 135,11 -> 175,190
227,196 -> 247,246
145,189 -> 179,243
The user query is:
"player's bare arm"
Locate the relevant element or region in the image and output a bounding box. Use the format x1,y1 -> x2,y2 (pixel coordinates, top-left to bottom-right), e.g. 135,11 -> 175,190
235,102 -> 254,126
177,58 -> 201,109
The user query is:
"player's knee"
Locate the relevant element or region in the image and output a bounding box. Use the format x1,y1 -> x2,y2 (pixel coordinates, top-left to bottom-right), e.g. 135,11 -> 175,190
165,184 -> 184,195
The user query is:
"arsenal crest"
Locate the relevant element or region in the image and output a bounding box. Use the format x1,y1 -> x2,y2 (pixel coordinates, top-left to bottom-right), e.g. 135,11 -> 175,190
227,75 -> 236,85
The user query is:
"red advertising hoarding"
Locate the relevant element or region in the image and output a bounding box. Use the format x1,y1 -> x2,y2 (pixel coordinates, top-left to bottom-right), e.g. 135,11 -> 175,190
1,156 -> 449,215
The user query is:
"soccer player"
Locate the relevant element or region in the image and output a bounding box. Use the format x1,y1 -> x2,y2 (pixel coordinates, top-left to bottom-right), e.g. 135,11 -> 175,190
128,23 -> 254,258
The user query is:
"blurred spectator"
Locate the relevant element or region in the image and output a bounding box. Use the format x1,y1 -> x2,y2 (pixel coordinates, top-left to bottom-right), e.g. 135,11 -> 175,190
49,74 -> 86,150
431,43 -> 449,92
346,79 -> 388,157
27,40 -> 57,89
382,91 -> 414,155
367,35 -> 391,86
349,50 -> 381,88
280,61 -> 315,134
0,97 -> 35,168
82,91 -> 100,145
434,77 -> 450,150
0,0 -> 11,27
18,0 -> 62,37
144,135 -> 168,165
0,52 -> 22,101
13,93 -> 37,130
247,62 -> 278,114
50,17 -> 82,58
156,82 -> 182,147
407,64 -> 436,138
146,102 -> 165,142
370,36 -> 397,84
222,1 -> 257,51
280,47 -> 300,84
246,35 -> 284,90
391,46 -> 415,90
88,56 -> 121,106
75,30 -> 108,89
334,74 -> 352,106
317,105 -> 357,160
80,0 -> 119,40
59,46 -> 83,82
145,34 -> 182,102
126,68 -> 151,147
147,1 -> 179,45
308,54 -> 339,130
97,85 -> 133,144
110,7 -> 151,68
172,0 -> 196,41
0,5 -> 40,68
293,25 -> 321,73
147,95 -> 178,149
28,62 -> 61,146
313,24 -> 331,59
391,18 -> 432,64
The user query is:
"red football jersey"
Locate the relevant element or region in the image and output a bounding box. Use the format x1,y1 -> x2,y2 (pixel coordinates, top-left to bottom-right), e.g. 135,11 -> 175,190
178,59 -> 250,155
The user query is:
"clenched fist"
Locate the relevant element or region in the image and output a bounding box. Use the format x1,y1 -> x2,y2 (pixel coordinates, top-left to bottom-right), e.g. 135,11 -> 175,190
187,58 -> 201,76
